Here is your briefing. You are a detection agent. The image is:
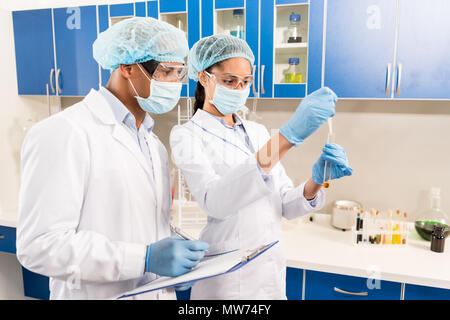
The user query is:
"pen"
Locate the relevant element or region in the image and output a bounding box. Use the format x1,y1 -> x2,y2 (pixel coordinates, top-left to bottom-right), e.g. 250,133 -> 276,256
170,225 -> 197,241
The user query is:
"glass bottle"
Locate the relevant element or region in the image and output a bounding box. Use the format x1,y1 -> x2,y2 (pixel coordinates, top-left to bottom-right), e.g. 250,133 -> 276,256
284,58 -> 302,83
230,9 -> 245,39
287,12 -> 301,43
415,187 -> 449,241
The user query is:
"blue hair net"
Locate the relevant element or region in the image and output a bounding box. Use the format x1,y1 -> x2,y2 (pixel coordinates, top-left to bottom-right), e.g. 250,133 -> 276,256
93,17 -> 188,71
188,34 -> 255,81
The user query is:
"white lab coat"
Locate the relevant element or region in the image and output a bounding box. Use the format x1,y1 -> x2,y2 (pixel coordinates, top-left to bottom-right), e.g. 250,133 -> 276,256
17,89 -> 175,300
170,109 -> 325,300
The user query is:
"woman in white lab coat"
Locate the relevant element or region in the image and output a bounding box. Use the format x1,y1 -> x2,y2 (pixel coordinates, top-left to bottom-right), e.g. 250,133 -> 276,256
170,35 -> 353,299
17,17 -> 209,300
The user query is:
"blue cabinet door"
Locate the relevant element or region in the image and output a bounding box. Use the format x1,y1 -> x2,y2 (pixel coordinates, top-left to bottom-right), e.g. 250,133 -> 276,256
22,267 -> 50,300
404,284 -> 450,300
201,0 -> 259,98
53,6 -> 99,96
259,0 -> 274,98
0,226 -> 16,254
305,270 -> 402,300
12,9 -> 56,95
324,0 -> 397,98
187,0 -> 201,97
394,0 -> 450,99
286,267 -> 303,300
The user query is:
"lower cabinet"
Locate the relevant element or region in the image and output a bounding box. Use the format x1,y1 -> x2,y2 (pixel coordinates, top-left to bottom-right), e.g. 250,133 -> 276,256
176,288 -> 191,300
286,267 -> 303,300
404,283 -> 450,300
22,267 -> 50,300
304,270 -> 402,300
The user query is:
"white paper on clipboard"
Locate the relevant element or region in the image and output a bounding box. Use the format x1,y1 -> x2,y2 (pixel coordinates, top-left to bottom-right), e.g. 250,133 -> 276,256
115,240 -> 278,299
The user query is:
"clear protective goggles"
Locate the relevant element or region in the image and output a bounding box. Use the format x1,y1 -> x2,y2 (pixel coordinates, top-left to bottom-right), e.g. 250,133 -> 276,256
143,62 -> 188,82
204,71 -> 254,90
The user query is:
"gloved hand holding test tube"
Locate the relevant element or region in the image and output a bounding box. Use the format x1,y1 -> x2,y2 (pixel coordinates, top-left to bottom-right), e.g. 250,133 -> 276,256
323,118 -> 335,188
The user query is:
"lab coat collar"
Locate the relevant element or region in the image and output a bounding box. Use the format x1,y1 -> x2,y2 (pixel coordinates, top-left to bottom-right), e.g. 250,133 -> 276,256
191,109 -> 254,156
83,89 -> 156,195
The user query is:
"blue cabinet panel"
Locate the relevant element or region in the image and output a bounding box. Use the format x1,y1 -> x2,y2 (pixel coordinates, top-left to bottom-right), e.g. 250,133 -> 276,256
0,226 -> 16,254
147,1 -> 159,18
53,6 -> 99,96
405,284 -> 450,300
305,270 -> 402,300
22,267 -> 50,300
307,0 -> 325,95
286,267 -> 303,300
246,0 -> 259,98
160,0 -> 186,13
135,2 -> 147,17
12,9 -> 56,95
98,5 -> 110,87
274,84 -> 306,98
109,3 -> 134,17
394,0 -> 450,99
259,0 -> 274,98
215,0 -> 245,10
188,0 -> 200,97
201,0 -> 213,37
324,0 -> 397,98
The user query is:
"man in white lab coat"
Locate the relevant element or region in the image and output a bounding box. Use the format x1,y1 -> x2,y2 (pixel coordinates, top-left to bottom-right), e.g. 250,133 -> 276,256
16,17 -> 208,300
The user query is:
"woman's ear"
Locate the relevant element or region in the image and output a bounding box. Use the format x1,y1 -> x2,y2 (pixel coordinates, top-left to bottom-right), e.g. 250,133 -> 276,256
198,71 -> 208,87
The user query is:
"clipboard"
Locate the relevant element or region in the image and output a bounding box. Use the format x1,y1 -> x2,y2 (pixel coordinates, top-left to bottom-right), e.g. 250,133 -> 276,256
115,240 -> 279,299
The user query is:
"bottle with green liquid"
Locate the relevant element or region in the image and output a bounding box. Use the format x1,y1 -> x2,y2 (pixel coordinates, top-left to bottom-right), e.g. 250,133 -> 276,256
284,58 -> 302,83
415,187 -> 449,241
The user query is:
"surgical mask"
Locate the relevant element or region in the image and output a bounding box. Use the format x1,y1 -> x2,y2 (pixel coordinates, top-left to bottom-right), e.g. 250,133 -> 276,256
129,64 -> 182,114
209,84 -> 250,116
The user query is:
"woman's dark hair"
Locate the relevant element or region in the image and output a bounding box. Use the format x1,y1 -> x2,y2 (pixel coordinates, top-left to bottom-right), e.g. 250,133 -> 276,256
193,62 -> 222,114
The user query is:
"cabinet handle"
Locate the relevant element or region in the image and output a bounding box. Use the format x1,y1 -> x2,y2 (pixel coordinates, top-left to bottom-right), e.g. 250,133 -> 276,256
56,69 -> 62,94
49,68 -> 55,93
252,65 -> 257,95
395,63 -> 403,96
0,235 -> 5,240
260,65 -> 265,95
385,63 -> 392,95
334,287 -> 368,296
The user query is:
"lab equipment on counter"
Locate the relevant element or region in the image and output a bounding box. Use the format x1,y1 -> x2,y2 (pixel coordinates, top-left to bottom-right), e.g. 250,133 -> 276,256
352,208 -> 410,245
230,9 -> 245,39
284,58 -> 303,83
287,12 -> 302,43
323,118 -> 334,188
415,187 -> 449,241
331,200 -> 362,231
430,225 -> 447,253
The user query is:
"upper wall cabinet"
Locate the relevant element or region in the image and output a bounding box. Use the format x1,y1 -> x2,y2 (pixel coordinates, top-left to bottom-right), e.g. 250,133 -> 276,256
394,0 -> 450,99
53,6 -> 99,96
201,0 -> 324,99
324,0 -> 450,99
13,9 -> 56,95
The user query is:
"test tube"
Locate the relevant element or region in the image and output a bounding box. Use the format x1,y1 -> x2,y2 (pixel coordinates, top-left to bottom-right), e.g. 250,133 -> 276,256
323,118 -> 335,188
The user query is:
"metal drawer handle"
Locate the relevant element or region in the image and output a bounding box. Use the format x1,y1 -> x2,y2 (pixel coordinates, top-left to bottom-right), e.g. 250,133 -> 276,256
56,68 -> 62,94
0,235 -> 5,239
260,65 -> 265,95
49,68 -> 55,93
385,63 -> 392,95
395,63 -> 403,96
334,287 -> 368,296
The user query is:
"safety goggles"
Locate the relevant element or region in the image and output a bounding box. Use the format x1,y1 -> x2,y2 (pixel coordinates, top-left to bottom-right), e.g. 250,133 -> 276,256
204,71 -> 254,90
142,61 -> 188,82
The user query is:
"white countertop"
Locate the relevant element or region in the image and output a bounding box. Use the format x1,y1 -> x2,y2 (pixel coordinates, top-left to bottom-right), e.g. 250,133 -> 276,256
2,210 -> 449,290
282,213 -> 450,290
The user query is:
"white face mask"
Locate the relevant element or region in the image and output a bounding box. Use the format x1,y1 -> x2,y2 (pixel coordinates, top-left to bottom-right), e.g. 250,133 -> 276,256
209,84 -> 250,116
128,64 -> 182,114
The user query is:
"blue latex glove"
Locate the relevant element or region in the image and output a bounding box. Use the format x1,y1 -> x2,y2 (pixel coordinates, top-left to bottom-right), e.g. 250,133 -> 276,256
279,87 -> 337,146
146,236 -> 209,277
312,143 -> 354,185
